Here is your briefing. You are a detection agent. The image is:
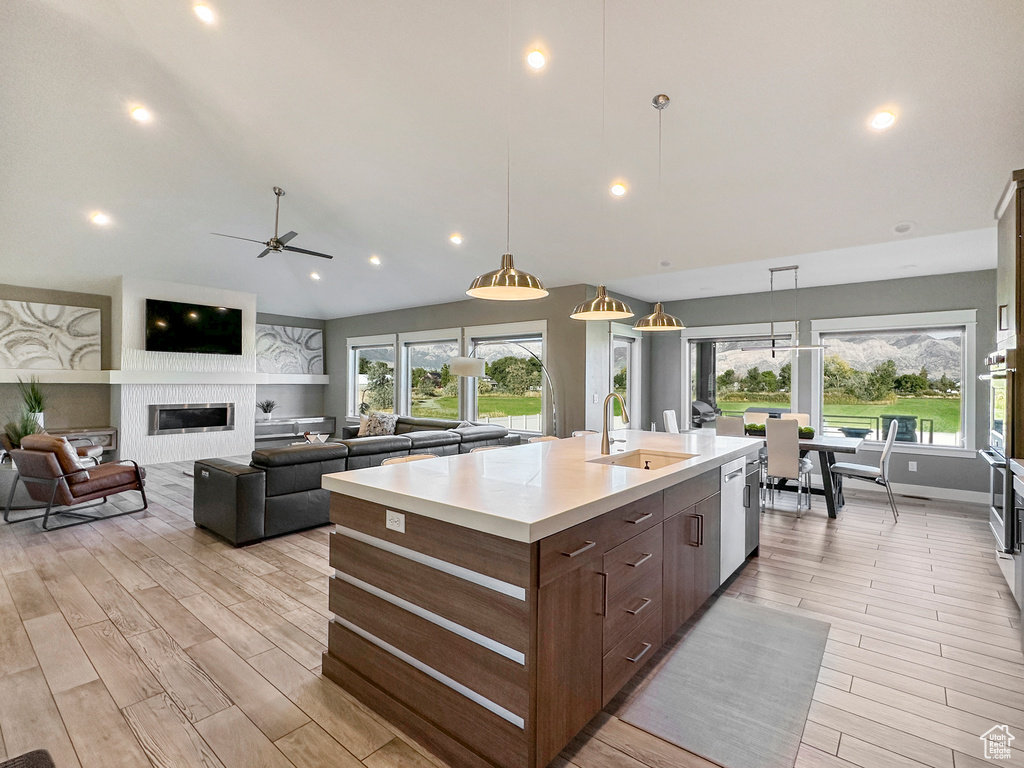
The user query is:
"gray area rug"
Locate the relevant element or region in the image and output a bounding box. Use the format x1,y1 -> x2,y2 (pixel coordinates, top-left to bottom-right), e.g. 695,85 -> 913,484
619,598 -> 830,768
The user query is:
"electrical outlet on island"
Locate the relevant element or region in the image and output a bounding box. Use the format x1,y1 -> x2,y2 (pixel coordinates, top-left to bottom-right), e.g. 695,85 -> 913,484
908,461 -> 917,472
386,510 -> 405,533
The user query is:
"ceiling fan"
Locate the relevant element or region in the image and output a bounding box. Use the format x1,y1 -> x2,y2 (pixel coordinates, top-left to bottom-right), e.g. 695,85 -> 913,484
212,186 -> 335,260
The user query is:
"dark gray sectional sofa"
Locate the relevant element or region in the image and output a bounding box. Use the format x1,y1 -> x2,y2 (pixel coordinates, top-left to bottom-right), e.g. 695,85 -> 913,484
192,417 -> 520,545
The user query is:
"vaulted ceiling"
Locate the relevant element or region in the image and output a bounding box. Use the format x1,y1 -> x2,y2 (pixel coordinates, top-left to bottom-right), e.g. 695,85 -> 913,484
1,0 -> 1021,317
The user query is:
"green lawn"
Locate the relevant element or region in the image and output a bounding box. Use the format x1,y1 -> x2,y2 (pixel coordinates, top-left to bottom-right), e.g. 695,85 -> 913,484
410,395 -> 542,420
718,397 -> 962,435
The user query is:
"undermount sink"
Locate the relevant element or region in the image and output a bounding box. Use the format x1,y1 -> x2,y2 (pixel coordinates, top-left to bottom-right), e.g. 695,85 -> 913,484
587,449 -> 697,470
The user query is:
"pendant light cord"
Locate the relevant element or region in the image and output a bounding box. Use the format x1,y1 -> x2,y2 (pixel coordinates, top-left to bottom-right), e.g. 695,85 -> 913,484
506,0 -> 512,254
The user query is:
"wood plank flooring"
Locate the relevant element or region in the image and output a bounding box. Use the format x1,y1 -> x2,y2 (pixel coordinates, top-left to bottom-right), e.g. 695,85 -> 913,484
0,460 -> 1020,767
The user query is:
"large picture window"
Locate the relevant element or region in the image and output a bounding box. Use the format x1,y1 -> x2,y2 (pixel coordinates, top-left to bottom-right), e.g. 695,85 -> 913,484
470,335 -> 544,432
350,343 -> 395,415
404,339 -> 460,419
811,311 -> 976,451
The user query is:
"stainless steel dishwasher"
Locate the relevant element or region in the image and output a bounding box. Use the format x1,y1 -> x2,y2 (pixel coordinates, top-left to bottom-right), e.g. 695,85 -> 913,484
720,456 -> 747,582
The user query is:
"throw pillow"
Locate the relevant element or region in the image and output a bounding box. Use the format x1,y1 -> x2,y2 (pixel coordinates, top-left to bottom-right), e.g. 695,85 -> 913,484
357,414 -> 370,436
363,411 -> 399,437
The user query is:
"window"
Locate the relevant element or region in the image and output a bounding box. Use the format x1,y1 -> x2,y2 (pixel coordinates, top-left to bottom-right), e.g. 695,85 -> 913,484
349,340 -> 395,416
610,325 -> 642,429
811,311 -> 976,450
403,339 -> 460,419
469,329 -> 545,432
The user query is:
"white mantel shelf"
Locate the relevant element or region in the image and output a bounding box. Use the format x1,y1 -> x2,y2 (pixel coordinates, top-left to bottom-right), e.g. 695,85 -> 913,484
322,430 -> 761,542
0,370 -> 328,385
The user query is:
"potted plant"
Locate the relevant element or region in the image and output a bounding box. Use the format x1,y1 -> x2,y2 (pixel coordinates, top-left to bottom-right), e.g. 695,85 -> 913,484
17,376 -> 45,429
798,426 -> 816,440
256,400 -> 278,421
744,423 -> 766,437
4,409 -> 41,450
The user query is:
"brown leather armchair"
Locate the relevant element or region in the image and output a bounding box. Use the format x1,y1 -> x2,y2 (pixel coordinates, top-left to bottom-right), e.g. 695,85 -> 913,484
6,434 -> 147,530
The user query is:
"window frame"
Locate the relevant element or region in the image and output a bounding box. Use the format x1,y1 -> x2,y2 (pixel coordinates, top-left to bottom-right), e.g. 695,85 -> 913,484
463,320 -> 548,435
809,310 -> 977,455
397,328 -> 461,419
680,322 -> 800,429
346,333 -> 398,417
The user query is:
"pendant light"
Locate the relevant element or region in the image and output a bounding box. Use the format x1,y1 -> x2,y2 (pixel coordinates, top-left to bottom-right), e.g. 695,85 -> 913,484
740,265 -> 824,355
634,94 -> 684,332
571,285 -> 634,320
569,3 -> 633,321
466,2 -> 547,302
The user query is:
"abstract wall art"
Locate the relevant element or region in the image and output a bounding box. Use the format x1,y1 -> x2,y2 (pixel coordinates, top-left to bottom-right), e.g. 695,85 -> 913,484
0,300 -> 101,370
255,324 -> 324,375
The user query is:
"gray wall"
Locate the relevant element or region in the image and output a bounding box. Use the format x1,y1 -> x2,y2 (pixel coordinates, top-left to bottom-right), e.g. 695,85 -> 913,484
256,312 -> 327,418
0,283 -> 113,430
648,270 -> 995,494
325,285 -> 598,436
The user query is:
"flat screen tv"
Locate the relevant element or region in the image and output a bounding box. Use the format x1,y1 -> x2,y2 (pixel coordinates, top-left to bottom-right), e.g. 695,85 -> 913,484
145,299 -> 243,356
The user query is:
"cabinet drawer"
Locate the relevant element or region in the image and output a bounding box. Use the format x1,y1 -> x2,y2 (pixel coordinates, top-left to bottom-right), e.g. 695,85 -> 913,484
539,492 -> 663,586
664,468 -> 719,518
604,567 -> 662,653
603,524 -> 663,599
602,607 -> 662,706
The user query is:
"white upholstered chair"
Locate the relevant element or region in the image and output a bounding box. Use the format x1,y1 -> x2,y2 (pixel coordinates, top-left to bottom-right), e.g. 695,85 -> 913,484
528,436 -> 560,443
663,410 -> 680,434
470,446 -> 503,453
780,412 -> 811,427
381,454 -> 438,465
765,418 -> 813,514
830,419 -> 900,523
715,415 -> 745,436
571,430 -> 597,437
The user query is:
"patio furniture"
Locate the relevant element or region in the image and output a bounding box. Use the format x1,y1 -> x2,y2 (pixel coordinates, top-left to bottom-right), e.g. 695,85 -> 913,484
765,418 -> 813,514
830,419 -> 900,523
880,414 -> 917,442
6,434 -> 147,530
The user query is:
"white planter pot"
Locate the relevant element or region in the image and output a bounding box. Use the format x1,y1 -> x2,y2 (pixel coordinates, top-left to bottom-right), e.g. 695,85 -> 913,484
259,412 -> 272,421
29,412 -> 44,430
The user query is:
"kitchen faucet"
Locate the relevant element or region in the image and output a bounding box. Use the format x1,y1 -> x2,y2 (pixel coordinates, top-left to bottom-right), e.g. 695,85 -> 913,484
601,392 -> 630,455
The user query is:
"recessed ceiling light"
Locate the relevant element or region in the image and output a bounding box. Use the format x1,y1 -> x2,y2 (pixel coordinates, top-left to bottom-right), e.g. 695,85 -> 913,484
610,183 -> 627,197
130,106 -> 152,123
90,212 -> 111,226
526,50 -> 546,69
193,4 -> 215,24
310,272 -> 321,281
870,110 -> 897,130
369,255 -> 381,266
893,221 -> 914,234
187,311 -> 199,320
449,233 -> 463,245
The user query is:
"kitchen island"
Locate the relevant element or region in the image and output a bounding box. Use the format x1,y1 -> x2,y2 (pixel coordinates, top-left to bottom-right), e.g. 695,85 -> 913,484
321,431 -> 761,768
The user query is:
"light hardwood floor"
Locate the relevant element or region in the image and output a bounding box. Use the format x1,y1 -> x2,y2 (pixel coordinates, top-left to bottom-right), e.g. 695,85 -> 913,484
0,461 -> 1020,768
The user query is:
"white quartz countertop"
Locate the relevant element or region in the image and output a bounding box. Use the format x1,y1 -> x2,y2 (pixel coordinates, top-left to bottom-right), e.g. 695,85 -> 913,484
321,431 -> 761,543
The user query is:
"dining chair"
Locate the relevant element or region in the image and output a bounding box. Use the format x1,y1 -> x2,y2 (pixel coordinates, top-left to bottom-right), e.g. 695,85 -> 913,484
528,436 -> 560,443
780,412 -> 811,427
571,430 -> 597,437
830,419 -> 900,522
470,446 -> 503,453
715,415 -> 745,436
381,453 -> 438,465
765,418 -> 813,515
663,410 -> 680,434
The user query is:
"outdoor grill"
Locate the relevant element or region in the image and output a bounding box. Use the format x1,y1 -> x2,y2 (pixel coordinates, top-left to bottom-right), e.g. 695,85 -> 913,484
691,399 -> 719,428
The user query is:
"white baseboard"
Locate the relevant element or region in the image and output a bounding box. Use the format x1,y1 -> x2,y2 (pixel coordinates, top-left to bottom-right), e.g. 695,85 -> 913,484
809,473 -> 987,506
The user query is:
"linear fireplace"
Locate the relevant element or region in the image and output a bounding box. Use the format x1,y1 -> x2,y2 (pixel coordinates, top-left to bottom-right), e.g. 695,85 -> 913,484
148,402 -> 235,436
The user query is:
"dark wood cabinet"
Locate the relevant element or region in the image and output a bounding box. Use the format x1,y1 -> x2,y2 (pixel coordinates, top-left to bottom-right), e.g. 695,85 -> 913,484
536,548 -> 604,768
744,466 -> 761,557
663,491 -> 722,641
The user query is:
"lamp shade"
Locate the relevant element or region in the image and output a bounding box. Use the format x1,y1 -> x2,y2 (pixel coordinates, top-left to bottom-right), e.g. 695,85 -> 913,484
633,302 -> 685,332
467,253 -> 548,301
448,356 -> 486,377
570,285 -> 634,320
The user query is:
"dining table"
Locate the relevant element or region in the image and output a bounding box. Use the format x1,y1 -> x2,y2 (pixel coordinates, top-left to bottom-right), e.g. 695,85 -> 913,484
760,434 -> 865,518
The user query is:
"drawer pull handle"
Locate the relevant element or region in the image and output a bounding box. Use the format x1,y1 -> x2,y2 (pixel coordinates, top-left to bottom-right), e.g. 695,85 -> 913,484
627,597 -> 652,616
627,552 -> 653,568
626,642 -> 653,663
562,541 -> 597,558
724,469 -> 744,483
628,512 -> 653,525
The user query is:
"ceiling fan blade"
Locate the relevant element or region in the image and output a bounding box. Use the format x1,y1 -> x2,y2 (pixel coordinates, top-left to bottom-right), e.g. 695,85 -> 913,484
256,248 -> 272,258
212,232 -> 268,245
283,245 -> 334,260
277,231 -> 298,245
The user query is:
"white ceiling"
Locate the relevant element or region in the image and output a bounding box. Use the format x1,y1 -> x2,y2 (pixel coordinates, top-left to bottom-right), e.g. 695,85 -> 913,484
1,0 -> 1021,318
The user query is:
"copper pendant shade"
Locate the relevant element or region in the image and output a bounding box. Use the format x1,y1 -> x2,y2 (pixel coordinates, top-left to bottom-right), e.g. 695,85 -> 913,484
570,285 -> 634,320
466,253 -> 548,301
633,302 -> 685,331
